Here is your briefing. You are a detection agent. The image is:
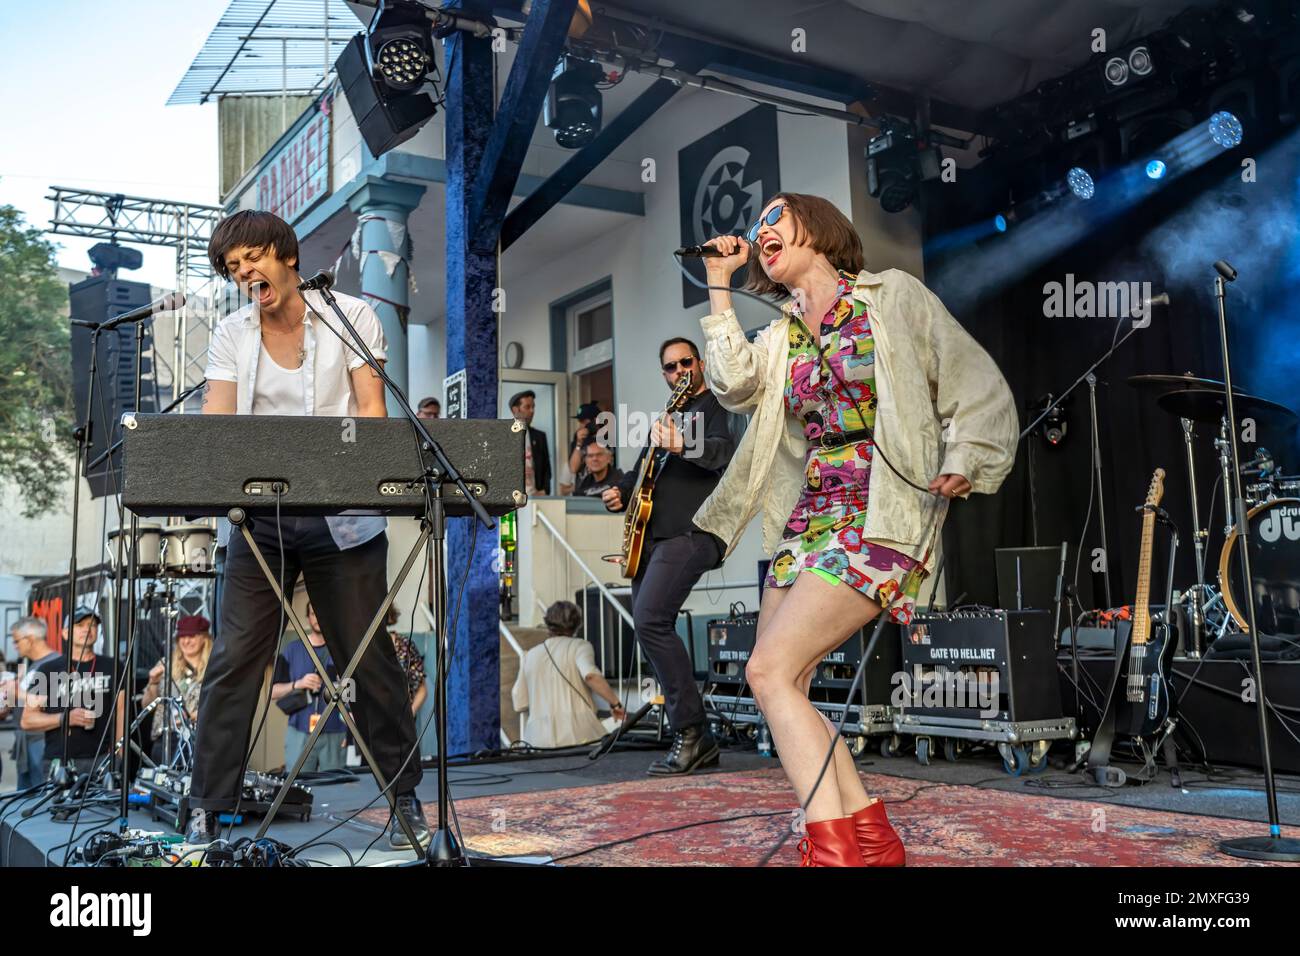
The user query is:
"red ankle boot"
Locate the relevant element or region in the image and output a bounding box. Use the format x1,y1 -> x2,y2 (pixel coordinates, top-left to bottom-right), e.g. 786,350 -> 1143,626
798,817 -> 866,867
850,801 -> 906,866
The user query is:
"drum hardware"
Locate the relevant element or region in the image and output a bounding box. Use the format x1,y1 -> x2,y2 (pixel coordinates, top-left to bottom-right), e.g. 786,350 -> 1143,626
108,523 -> 163,577
160,523 -> 215,577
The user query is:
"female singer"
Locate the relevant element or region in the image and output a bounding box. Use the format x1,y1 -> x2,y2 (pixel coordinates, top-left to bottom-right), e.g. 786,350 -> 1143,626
692,193 -> 1018,866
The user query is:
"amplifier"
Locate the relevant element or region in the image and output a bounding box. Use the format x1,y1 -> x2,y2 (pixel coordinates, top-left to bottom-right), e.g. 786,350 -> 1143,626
706,612 -> 901,700
900,609 -> 1062,722
121,413 -> 527,518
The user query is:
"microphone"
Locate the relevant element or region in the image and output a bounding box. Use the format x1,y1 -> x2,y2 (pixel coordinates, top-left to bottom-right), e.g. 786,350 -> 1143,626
78,292 -> 186,331
1214,260 -> 1237,282
298,270 -> 335,292
1131,291 -> 1170,319
675,244 -> 728,258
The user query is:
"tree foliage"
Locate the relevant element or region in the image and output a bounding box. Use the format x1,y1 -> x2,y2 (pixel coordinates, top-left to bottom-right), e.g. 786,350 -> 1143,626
0,203 -> 73,516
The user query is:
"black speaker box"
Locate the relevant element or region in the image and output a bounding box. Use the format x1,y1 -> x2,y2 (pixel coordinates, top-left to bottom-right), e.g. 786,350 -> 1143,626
69,275 -> 157,498
337,33 -> 437,157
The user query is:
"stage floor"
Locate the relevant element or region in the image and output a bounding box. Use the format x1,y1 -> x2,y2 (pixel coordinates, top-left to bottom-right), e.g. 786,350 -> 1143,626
3,739 -> 1299,866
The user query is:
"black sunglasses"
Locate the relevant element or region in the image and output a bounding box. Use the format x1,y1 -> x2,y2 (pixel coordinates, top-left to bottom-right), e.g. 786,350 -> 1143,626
746,203 -> 785,243
661,356 -> 696,373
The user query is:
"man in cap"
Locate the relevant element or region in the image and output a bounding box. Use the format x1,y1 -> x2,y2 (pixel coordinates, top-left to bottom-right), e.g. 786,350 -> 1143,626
22,608 -> 124,779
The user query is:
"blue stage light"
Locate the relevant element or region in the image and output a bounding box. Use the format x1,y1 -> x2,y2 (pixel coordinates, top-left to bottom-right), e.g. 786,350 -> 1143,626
1209,111 -> 1243,148
1146,160 -> 1167,179
1067,167 -> 1095,200
994,214 -> 1008,232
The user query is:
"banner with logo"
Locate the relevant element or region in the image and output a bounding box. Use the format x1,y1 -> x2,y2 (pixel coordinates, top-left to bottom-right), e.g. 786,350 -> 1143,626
677,105 -> 780,308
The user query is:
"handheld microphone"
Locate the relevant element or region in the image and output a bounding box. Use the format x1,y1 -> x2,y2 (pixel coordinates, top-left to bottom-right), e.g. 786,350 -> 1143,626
1214,260 -> 1237,282
675,244 -> 728,258
298,270 -> 335,292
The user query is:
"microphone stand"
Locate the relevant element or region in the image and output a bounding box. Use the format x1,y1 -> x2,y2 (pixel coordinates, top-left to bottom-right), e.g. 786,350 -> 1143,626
1020,313 -> 1160,612
1212,262 -> 1300,862
302,276 -> 494,868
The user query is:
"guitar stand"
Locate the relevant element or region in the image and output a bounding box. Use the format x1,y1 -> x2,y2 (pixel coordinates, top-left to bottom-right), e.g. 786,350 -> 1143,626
1084,511 -> 1183,787
227,507 -> 432,858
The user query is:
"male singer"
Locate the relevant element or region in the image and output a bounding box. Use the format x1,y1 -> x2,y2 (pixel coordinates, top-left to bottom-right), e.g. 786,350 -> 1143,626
191,210 -> 427,849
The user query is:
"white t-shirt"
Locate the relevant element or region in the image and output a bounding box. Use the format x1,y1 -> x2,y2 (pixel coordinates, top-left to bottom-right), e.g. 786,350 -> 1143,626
251,343 -> 307,416
510,637 -> 608,748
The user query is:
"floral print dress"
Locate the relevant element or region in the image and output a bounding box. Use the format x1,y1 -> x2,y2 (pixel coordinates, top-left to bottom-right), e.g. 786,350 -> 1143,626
762,272 -> 924,623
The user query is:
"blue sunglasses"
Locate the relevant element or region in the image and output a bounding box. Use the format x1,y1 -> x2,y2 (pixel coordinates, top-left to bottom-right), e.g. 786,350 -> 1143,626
745,203 -> 785,243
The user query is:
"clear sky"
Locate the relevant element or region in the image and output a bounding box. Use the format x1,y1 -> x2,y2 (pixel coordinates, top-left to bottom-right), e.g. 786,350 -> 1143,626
0,1 -> 232,288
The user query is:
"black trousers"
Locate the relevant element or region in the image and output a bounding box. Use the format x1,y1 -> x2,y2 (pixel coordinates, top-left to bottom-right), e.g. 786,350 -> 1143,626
189,517 -> 422,810
630,530 -> 720,731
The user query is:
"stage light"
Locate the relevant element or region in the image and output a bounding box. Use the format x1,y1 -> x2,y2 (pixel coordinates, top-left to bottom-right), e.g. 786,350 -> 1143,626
1146,159 -> 1167,179
1104,57 -> 1129,88
336,0 -> 438,158
1101,43 -> 1157,93
545,56 -> 603,149
375,36 -> 431,92
1128,46 -> 1153,77
866,118 -> 943,214
1067,166 -> 1095,199
993,214 -> 1008,232
1209,110 -> 1243,148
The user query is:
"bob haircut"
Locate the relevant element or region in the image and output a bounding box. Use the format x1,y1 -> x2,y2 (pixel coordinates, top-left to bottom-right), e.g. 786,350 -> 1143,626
744,193 -> 865,299
208,210 -> 300,279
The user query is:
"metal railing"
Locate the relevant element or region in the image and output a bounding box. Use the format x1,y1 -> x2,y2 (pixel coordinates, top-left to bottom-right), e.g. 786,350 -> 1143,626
531,509 -> 641,704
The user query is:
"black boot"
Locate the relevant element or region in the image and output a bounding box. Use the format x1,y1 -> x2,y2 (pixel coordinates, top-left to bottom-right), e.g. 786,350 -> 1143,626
388,790 -> 431,849
648,724 -> 720,776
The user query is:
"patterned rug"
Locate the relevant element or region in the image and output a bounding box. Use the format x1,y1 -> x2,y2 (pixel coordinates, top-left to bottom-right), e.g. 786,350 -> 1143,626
358,768 -> 1293,866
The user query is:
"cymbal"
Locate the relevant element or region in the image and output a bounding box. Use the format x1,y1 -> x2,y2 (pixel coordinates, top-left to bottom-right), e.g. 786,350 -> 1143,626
1127,372 -> 1233,392
1156,388 -> 1297,426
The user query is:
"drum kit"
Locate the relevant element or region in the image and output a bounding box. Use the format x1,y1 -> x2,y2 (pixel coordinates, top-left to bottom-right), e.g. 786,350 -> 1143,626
106,521 -> 215,579
106,518 -> 216,772
1131,373 -> 1300,654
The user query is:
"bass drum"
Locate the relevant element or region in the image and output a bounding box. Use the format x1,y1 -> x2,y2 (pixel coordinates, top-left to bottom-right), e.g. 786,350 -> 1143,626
1219,498 -> 1300,633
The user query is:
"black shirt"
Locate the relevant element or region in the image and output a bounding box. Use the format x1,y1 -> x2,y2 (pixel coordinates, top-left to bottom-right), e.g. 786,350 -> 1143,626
616,390 -> 736,542
574,467 -> 624,498
33,654 -> 116,761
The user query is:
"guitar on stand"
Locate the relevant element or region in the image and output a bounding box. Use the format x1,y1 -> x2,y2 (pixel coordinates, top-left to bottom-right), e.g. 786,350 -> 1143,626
618,370 -> 696,579
1086,468 -> 1183,785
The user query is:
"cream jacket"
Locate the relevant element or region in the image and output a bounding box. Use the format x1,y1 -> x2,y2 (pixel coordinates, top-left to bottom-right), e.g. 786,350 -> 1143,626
692,268 -> 1019,571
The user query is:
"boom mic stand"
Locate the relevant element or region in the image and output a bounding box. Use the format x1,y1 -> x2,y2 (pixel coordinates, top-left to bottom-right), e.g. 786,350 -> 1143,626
298,272 -> 499,867
1211,261 -> 1300,862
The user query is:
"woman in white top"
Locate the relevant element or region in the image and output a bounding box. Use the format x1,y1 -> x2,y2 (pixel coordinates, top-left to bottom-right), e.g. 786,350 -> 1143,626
692,193 -> 1018,866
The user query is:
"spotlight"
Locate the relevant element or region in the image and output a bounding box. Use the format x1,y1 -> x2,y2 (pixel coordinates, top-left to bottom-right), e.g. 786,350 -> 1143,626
866,118 -> 942,214
545,56 -> 603,149
1145,159 -> 1167,179
1208,110 -> 1243,148
1101,43 -> 1156,92
1128,46 -> 1153,77
1104,57 -> 1129,88
993,213 -> 1008,233
1066,166 -> 1095,199
336,0 -> 437,158
375,36 -> 431,92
